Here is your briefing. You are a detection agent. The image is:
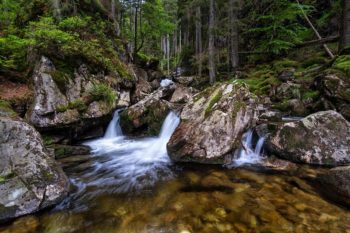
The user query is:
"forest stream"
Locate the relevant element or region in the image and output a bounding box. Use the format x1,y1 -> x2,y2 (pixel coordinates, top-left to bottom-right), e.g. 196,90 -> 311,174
2,111 -> 350,233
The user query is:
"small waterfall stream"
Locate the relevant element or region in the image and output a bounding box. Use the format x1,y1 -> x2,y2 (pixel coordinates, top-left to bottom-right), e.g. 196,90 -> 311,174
57,111 -> 180,210
104,110 -> 123,139
231,130 -> 265,166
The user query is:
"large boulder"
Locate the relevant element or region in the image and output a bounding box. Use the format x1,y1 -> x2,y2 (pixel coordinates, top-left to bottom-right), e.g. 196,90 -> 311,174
0,117 -> 69,222
266,111 -> 350,166
120,85 -> 175,136
317,74 -> 350,120
318,166 -> 350,206
25,57 -> 118,141
167,83 -> 258,164
26,57 -> 80,128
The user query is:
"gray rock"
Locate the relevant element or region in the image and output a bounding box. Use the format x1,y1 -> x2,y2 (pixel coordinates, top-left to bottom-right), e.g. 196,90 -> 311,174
116,90 -> 131,108
266,110 -> 350,166
26,56 -> 80,128
167,83 -> 258,164
0,117 -> 69,222
121,86 -> 175,136
318,74 -> 350,120
170,85 -> 193,104
318,166 -> 350,206
174,76 -> 194,86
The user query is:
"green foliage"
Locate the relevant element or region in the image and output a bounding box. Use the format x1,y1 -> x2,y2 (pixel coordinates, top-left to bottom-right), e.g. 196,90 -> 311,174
58,16 -> 90,30
0,35 -> 29,71
0,100 -> 17,117
204,90 -> 223,118
57,99 -> 88,113
243,0 -> 312,55
332,56 -> 350,76
89,83 -> 116,108
302,90 -> 319,101
50,70 -> 71,94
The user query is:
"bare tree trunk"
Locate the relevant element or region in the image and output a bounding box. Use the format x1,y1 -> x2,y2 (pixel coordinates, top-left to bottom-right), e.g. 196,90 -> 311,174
195,7 -> 202,77
208,0 -> 216,84
341,0 -> 350,51
134,5 -> 138,59
166,34 -> 171,75
296,0 -> 334,58
111,0 -> 121,36
229,0 -> 239,70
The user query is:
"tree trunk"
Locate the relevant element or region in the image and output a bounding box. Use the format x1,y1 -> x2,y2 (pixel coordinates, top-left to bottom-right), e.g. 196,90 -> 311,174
167,34 -> 170,75
134,6 -> 138,59
195,7 -> 202,77
111,0 -> 121,36
208,0 -> 216,84
229,0 -> 239,70
341,0 -> 350,50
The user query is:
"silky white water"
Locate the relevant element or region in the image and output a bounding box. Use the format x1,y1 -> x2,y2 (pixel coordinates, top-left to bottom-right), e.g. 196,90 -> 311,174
56,111 -> 180,210
232,130 -> 265,166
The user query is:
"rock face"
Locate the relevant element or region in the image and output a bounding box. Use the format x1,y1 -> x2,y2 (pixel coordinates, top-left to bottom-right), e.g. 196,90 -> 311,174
318,166 -> 350,206
170,85 -> 194,103
25,56 -> 119,141
120,85 -> 175,136
266,111 -> 350,166
26,57 -> 80,128
317,74 -> 350,120
0,117 -> 69,222
167,83 -> 258,164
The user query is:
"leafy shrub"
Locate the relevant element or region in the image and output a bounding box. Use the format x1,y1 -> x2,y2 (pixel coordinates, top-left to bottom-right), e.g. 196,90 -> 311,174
89,83 -> 116,108
0,35 -> 29,71
332,56 -> 350,75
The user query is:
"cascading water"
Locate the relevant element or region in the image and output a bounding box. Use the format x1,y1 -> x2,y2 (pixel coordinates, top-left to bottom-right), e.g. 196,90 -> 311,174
231,130 -> 265,167
104,110 -> 123,138
57,111 -> 180,210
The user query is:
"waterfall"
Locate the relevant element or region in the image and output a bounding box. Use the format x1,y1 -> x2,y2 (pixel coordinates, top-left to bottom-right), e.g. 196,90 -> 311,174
104,110 -> 123,139
79,111 -> 180,197
231,130 -> 265,166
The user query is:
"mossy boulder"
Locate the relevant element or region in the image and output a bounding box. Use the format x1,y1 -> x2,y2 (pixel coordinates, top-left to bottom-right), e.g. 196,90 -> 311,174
266,111 -> 350,166
0,117 -> 69,222
317,73 -> 350,120
167,83 -> 258,164
26,56 -> 118,141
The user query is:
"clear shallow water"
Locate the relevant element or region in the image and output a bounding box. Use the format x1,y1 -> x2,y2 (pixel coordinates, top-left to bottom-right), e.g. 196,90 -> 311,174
2,112 -> 350,233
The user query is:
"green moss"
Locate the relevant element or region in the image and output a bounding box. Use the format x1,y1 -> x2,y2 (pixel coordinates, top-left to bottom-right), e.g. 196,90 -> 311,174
204,90 -> 223,118
89,83 -> 117,108
301,57 -> 328,68
273,59 -> 299,73
273,99 -> 290,111
0,173 -> 15,183
332,55 -> 350,75
42,134 -> 54,146
302,90 -> 320,101
50,70 -> 71,94
0,100 -> 17,117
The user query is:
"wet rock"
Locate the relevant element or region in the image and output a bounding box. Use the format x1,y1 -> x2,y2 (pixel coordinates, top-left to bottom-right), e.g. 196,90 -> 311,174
0,117 -> 69,222
259,110 -> 282,122
167,83 -> 258,164
170,85 -> 193,104
266,111 -> 350,166
116,90 -> 131,108
278,68 -> 295,82
130,66 -> 153,103
174,76 -> 194,86
318,166 -> 350,206
317,74 -> 350,120
120,86 -> 175,136
50,144 -> 91,159
275,82 -> 301,101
